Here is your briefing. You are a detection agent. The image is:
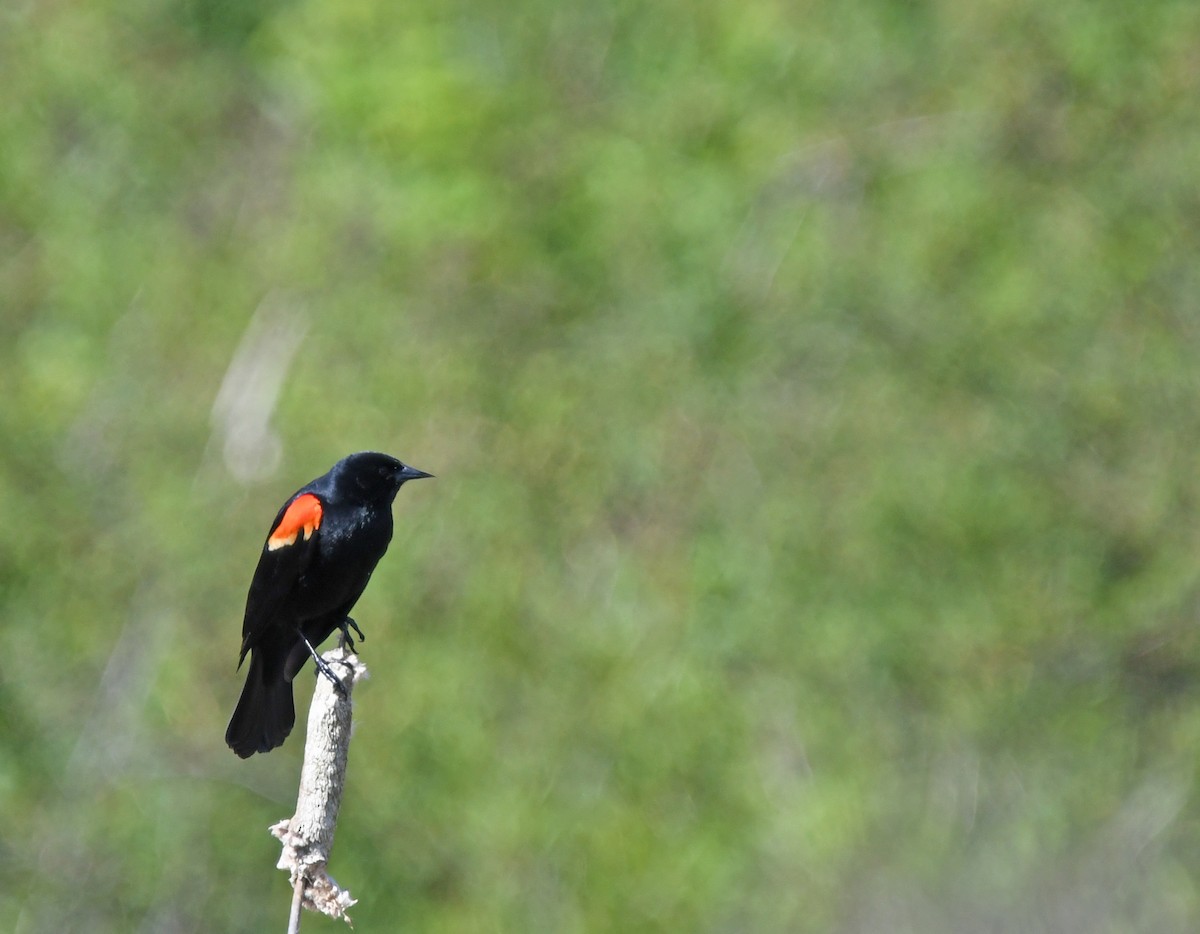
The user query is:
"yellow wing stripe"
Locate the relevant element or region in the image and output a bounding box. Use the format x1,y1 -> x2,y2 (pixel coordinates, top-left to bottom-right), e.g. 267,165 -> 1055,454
266,493 -> 323,551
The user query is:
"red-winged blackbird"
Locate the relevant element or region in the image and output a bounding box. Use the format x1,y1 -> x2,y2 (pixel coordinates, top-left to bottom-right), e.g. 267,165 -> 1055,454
225,451 -> 432,758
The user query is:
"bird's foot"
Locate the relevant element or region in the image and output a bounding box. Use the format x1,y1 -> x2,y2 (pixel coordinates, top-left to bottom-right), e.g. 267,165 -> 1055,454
298,630 -> 349,697
338,616 -> 366,654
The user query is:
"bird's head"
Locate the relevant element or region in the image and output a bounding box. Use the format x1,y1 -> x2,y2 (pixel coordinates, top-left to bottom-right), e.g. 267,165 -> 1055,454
336,451 -> 433,504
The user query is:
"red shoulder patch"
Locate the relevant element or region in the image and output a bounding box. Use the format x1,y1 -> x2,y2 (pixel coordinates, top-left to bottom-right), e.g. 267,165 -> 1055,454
267,493 -> 323,551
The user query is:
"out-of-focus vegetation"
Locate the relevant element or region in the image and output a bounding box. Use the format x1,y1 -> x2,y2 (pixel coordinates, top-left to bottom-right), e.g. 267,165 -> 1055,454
3,0 -> 1200,930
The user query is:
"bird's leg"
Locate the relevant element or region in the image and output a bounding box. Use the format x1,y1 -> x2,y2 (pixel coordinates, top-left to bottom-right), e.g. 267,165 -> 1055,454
297,630 -> 349,697
338,616 -> 366,653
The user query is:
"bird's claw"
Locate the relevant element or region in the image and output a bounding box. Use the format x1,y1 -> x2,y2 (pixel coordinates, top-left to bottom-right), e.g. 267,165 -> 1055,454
338,617 -> 366,653
298,630 -> 350,697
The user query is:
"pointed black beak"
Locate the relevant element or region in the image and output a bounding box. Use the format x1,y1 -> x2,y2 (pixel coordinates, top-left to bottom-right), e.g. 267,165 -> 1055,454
398,464 -> 434,482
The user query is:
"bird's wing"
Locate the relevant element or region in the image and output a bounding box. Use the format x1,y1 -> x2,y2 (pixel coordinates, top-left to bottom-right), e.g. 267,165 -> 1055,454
237,492 -> 324,664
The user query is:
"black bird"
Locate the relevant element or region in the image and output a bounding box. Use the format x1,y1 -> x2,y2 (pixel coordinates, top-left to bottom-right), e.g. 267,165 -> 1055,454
225,451 -> 432,758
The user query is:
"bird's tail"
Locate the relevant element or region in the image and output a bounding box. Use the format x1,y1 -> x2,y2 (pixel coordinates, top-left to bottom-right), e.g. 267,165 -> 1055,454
225,652 -> 296,758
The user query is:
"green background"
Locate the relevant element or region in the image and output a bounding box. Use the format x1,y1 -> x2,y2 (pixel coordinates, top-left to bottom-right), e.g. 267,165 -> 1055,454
4,0 -> 1200,930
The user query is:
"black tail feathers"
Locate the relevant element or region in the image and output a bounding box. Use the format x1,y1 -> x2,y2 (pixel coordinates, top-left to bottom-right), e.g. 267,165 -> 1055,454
225,653 -> 296,758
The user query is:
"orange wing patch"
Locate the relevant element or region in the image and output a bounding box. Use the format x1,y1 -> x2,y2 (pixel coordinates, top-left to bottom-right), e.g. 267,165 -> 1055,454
267,493 -> 323,551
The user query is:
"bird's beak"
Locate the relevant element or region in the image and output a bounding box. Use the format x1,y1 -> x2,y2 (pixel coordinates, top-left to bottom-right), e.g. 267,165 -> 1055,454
399,464 -> 434,482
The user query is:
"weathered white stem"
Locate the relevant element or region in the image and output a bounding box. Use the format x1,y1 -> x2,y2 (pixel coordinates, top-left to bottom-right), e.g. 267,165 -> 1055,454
287,877 -> 304,934
270,645 -> 367,927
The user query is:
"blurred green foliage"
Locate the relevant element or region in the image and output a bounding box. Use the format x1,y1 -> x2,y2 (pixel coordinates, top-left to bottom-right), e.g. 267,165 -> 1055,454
4,0 -> 1200,930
